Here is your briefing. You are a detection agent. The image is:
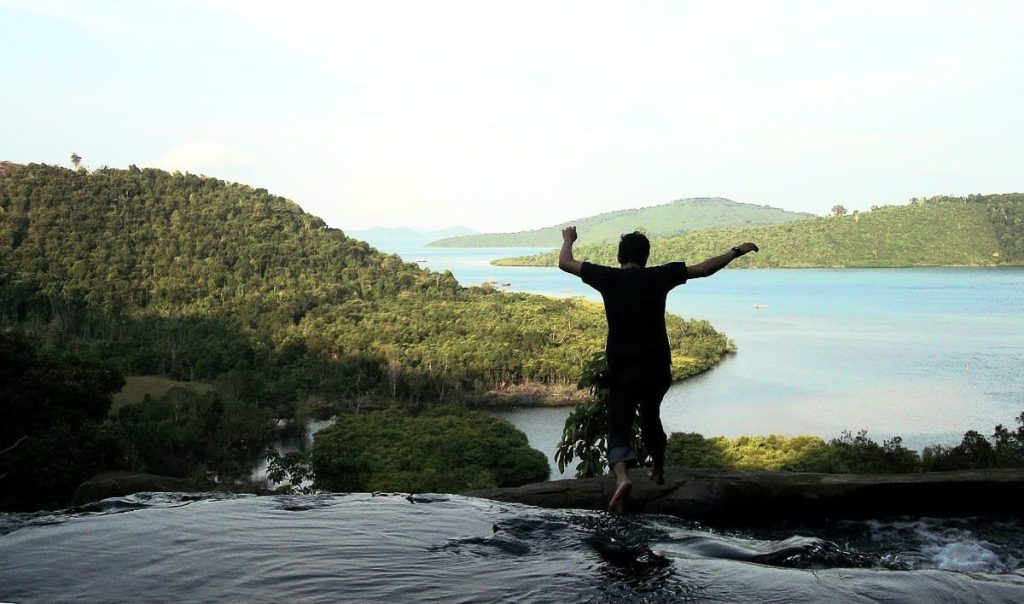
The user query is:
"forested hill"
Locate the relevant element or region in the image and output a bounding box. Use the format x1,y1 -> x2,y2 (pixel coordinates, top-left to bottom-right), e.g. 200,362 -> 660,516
494,195 -> 1024,268
0,163 -> 731,407
427,197 -> 814,247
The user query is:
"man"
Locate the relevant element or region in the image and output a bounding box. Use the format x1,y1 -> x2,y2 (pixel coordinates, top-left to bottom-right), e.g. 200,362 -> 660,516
558,226 -> 758,514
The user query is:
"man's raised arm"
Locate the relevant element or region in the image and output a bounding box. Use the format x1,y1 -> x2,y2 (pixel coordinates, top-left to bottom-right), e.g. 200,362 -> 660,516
686,242 -> 759,279
558,226 -> 583,276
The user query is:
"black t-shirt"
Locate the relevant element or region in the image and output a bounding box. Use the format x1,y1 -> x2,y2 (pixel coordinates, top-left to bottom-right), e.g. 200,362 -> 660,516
580,261 -> 688,374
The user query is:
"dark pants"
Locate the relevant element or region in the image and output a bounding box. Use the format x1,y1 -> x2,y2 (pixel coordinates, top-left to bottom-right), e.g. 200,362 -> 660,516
606,368 -> 672,471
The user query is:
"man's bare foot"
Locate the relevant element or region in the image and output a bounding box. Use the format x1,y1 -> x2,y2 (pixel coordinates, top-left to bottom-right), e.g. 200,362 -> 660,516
648,468 -> 665,485
608,480 -> 632,515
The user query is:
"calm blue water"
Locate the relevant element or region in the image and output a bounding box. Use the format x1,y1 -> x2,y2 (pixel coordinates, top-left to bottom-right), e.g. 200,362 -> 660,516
373,240 -> 1024,477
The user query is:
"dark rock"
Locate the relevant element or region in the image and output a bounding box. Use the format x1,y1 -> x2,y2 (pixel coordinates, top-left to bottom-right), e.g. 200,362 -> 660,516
72,471 -> 199,506
468,468 -> 1024,526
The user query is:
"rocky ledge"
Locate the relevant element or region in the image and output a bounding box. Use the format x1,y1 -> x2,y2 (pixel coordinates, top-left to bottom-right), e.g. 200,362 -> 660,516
468,468 -> 1024,526
72,471 -> 203,506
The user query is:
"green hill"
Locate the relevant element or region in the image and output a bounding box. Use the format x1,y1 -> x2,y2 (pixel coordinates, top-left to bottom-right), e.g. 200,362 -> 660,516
427,197 -> 814,247
494,195 -> 1024,268
0,163 -> 731,410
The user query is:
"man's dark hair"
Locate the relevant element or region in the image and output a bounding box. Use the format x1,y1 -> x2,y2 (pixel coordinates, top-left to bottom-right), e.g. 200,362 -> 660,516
618,231 -> 650,267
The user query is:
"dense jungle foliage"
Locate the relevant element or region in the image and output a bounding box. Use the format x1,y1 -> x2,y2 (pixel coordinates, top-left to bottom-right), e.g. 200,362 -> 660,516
0,162 -> 730,408
309,406 -> 550,493
0,162 -> 732,508
0,332 -> 125,510
0,331 -> 543,508
429,197 -> 812,247
0,331 -> 286,510
495,194 -> 1024,268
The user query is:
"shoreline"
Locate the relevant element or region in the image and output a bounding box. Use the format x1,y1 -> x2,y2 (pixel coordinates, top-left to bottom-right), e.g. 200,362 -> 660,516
462,382 -> 590,408
491,258 -> 1024,269
312,365 -> 726,415
304,382 -> 592,415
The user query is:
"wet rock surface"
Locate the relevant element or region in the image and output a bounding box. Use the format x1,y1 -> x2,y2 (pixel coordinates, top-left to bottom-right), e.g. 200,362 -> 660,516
469,468 -> 1024,526
72,471 -> 200,506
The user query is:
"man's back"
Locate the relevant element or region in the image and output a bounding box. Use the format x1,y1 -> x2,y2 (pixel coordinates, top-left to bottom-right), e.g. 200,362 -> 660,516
559,226 -> 758,513
580,261 -> 688,373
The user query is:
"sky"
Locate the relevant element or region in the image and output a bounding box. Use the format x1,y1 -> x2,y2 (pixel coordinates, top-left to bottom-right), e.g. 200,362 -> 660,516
2,0 -> 1022,232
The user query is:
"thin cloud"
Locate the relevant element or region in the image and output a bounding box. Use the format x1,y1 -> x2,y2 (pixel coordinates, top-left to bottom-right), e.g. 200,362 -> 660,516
146,141 -> 251,174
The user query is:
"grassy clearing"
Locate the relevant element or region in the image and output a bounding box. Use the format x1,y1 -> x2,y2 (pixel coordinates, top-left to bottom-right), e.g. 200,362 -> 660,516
111,375 -> 216,413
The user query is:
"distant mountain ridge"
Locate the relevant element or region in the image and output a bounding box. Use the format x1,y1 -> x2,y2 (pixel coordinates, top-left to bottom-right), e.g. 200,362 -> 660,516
428,197 -> 814,247
493,194 -> 1024,268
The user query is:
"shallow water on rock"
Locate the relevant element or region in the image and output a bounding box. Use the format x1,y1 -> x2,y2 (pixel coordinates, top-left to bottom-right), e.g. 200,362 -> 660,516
2,493 -> 1023,602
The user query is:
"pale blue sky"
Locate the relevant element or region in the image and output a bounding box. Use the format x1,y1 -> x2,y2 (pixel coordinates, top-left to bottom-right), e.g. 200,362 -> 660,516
2,0 -> 1022,231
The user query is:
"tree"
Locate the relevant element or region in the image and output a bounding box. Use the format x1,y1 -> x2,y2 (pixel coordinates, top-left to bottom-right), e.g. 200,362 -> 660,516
830,205 -> 848,217
71,153 -> 82,170
0,332 -> 126,510
556,353 -> 648,478
311,406 -> 549,493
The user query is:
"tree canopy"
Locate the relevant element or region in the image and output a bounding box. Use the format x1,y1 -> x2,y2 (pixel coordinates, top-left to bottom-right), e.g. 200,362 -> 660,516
0,162 -> 734,509
0,332 -> 125,510
311,406 -> 550,493
0,163 -> 731,409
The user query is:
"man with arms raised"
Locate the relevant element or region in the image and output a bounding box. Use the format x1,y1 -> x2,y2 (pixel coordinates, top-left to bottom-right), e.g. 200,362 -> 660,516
558,227 -> 758,514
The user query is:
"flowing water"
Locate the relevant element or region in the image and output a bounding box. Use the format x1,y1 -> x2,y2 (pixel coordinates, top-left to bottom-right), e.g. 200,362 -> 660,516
3,493 -> 1024,602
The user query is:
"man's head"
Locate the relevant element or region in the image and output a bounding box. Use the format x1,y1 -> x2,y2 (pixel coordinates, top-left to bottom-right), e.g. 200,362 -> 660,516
617,231 -> 650,267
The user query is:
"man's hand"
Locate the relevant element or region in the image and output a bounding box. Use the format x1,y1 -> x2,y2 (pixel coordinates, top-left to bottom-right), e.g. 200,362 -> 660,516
734,242 -> 759,255
558,226 -> 582,276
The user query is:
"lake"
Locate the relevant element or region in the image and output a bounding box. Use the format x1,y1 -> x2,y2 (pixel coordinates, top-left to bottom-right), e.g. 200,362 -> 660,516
369,238 -> 1024,478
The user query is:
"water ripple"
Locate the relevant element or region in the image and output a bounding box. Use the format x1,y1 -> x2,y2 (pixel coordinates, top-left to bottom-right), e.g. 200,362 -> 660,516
2,494 -> 1024,602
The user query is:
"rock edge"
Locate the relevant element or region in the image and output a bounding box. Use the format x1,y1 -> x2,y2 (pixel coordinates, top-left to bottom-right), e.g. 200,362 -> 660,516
468,468 -> 1024,525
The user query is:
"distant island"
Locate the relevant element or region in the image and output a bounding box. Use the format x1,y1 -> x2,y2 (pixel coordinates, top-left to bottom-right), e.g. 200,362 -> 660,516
494,194 -> 1024,268
427,197 -> 814,247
